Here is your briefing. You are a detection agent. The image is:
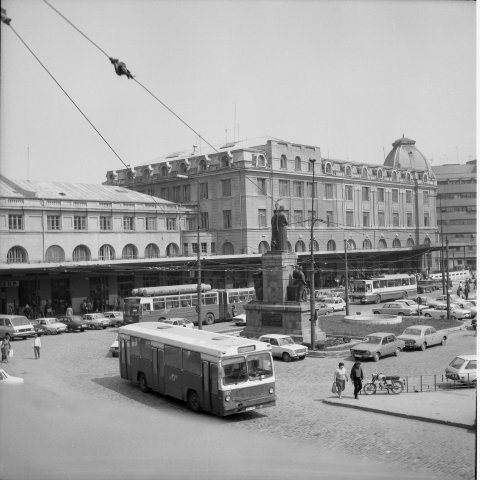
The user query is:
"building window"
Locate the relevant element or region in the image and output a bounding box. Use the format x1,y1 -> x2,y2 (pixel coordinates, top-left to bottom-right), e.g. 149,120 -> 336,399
295,156 -> 302,171
378,212 -> 385,227
223,210 -> 232,229
122,244 -> 137,259
363,212 -> 370,227
99,244 -> 115,260
199,182 -> 208,200
307,182 -> 317,197
327,240 -> 336,251
192,243 -> 199,254
183,185 -> 191,202
377,188 -> 385,203
183,243 -> 189,256
100,216 -> 112,231
308,160 -> 314,172
393,238 -> 401,248
423,191 -> 429,205
424,213 -> 430,227
47,215 -> 61,230
361,167 -> 368,178
160,187 -> 169,200
393,212 -> 399,227
211,242 -> 216,254
326,211 -> 333,227
222,179 -> 231,197
279,180 -> 290,197
145,243 -> 159,258
166,218 -> 177,230
345,166 -> 352,176
280,154 -> 287,169
293,181 -> 303,197
406,213 -> 413,227
345,185 -> 353,201
201,243 -> 207,254
7,246 -> 27,263
346,211 -> 354,227
258,209 -> 267,228
362,187 -> 370,201
307,210 -> 316,228
325,184 -> 333,199
72,245 -> 90,261
363,238 -> 372,249
295,240 -> 306,252
187,218 -> 196,230
172,186 -> 181,202
200,212 -> 209,229
257,178 -> 267,196
293,210 -> 303,228
8,214 -> 23,230
406,190 -> 412,204
123,217 -> 134,231
74,215 -> 87,230
146,217 -> 156,231
392,189 -> 399,203
45,245 -> 65,262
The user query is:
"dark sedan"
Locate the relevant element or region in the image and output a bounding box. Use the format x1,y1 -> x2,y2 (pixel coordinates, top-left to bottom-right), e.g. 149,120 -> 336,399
58,315 -> 87,332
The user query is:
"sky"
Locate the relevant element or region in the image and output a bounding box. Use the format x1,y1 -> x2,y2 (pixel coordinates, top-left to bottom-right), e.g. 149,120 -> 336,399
0,0 -> 476,184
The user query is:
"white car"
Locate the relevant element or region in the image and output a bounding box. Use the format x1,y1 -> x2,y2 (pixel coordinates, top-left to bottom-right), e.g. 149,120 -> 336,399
34,317 -> 67,335
158,318 -> 194,328
258,334 -> 308,362
398,325 -> 447,351
82,313 -> 111,329
423,304 -> 471,320
452,301 -> 476,319
110,337 -> 119,357
0,369 -> 24,385
395,299 -> 428,313
322,297 -> 346,311
445,354 -> 476,385
103,311 -> 124,327
233,313 -> 246,326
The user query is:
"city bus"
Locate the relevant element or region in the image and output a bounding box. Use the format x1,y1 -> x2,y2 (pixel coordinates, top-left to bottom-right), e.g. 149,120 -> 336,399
123,284 -> 256,325
429,269 -> 472,284
350,274 -> 417,304
118,322 -> 276,416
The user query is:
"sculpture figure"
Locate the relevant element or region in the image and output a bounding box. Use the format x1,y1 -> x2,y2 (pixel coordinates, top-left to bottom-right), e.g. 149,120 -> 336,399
253,270 -> 264,301
292,265 -> 308,302
271,206 -> 288,251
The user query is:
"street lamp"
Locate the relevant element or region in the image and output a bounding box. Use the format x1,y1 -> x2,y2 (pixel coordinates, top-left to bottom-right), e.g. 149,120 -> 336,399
309,158 -> 317,350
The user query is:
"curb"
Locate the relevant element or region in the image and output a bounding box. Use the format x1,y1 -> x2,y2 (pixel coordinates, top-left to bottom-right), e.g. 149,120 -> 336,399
321,398 -> 475,430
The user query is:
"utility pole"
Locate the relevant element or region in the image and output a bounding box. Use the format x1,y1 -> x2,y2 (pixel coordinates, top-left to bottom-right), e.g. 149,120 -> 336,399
344,239 -> 350,316
309,158 -> 316,350
446,238 -> 450,320
197,184 -> 202,330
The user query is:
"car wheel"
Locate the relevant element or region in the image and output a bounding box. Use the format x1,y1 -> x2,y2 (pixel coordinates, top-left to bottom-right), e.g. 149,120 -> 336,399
374,295 -> 381,304
373,311 -> 380,315
441,337 -> 446,346
373,353 -> 380,362
80,328 -> 84,332
420,342 -> 427,351
138,373 -> 149,393
282,352 -> 292,362
205,313 -> 215,325
363,383 -> 376,395
187,390 -> 202,413
394,348 -> 401,357
425,313 -> 432,318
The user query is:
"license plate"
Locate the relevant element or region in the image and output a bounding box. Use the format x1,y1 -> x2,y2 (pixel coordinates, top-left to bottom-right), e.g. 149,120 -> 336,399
245,406 -> 256,411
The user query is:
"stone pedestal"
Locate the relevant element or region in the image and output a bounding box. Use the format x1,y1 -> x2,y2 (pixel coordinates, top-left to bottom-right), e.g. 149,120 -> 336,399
243,251 -> 326,344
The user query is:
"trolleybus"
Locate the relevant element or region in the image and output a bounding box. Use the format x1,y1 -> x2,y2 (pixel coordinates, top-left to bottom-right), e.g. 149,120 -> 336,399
350,274 -> 417,304
123,284 -> 255,325
118,322 -> 276,416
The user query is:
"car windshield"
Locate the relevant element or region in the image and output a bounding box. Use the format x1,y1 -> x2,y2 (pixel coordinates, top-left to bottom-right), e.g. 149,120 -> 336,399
402,301 -> 416,306
278,337 -> 295,346
11,316 -> 31,326
363,336 -> 381,344
449,357 -> 467,369
403,328 -> 422,336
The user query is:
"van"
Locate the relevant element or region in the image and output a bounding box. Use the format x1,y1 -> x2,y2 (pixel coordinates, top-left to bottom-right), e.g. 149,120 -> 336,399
0,315 -> 36,339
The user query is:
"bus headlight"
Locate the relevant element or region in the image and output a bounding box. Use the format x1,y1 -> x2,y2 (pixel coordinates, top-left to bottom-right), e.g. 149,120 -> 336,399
269,388 -> 274,394
225,395 -> 231,402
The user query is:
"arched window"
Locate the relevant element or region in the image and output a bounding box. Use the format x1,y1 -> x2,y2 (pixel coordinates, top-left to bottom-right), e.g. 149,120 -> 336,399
45,245 -> 65,262
99,244 -> 115,260
221,155 -> 230,168
295,156 -> 302,171
377,169 -> 383,179
280,154 -> 287,169
393,238 -> 401,248
424,237 -> 431,246
145,243 -> 160,258
7,246 -> 28,264
345,166 -> 352,176
257,155 -> 266,167
423,174 -> 428,183
161,166 -> 168,177
309,239 -> 319,251
406,172 -> 412,182
407,238 -> 415,247
347,239 -> 356,250
295,240 -> 306,252
362,238 -> 372,249
222,242 -> 234,255
166,243 -> 180,257
325,162 -> 332,174
378,239 -> 387,249
122,244 -> 138,259
142,168 -> 151,180
72,245 -> 91,261
392,171 -> 397,182
258,241 -> 270,254
327,240 -> 336,251
179,163 -> 187,174
199,160 -> 207,172
361,167 -> 368,178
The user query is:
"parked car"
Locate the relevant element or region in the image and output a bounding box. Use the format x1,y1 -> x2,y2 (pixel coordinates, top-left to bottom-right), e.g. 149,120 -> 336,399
0,369 -> 24,385
427,294 -> 462,308
372,301 -> 419,316
322,297 -> 346,311
350,332 -> 405,362
82,313 -> 111,329
395,299 -> 428,313
29,319 -> 49,336
398,325 -> 447,351
110,336 -> 119,357
34,317 -> 67,335
423,304 -> 471,320
58,315 -> 87,332
315,302 -> 334,315
233,313 -> 246,326
445,354 -> 477,385
0,315 -> 35,340
103,311 -> 125,327
158,318 -> 194,328
258,334 -> 308,362
452,301 -> 476,319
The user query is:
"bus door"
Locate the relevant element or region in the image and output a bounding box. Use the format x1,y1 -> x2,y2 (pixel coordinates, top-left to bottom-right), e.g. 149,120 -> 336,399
164,345 -> 183,399
204,362 -> 221,414
219,291 -> 228,320
151,347 -> 165,393
119,338 -> 130,379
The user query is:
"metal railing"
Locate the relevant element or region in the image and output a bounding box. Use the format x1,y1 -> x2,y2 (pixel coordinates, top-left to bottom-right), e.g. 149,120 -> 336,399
403,373 -> 476,392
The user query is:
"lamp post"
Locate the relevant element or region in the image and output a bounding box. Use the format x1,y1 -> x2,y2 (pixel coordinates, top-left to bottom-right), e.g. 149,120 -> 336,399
344,239 -> 350,316
445,238 -> 451,320
309,158 -> 317,350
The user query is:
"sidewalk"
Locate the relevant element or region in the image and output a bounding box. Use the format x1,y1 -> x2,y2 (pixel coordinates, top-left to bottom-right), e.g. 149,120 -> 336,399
323,387 -> 476,429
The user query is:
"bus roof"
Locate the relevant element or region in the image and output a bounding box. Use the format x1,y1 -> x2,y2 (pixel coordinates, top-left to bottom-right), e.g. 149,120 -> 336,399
119,322 -> 271,358
353,274 -> 414,281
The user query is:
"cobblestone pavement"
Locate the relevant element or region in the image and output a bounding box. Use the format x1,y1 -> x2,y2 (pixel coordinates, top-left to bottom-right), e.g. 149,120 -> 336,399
3,325 -> 476,480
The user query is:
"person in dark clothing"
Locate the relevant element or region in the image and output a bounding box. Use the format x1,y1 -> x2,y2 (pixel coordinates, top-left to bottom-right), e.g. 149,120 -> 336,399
350,361 -> 364,399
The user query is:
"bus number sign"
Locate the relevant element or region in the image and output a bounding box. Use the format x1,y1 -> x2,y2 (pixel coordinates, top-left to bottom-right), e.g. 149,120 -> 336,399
238,345 -> 256,354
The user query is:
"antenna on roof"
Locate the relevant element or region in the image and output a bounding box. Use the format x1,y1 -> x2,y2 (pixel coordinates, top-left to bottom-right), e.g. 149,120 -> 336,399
233,103 -> 237,142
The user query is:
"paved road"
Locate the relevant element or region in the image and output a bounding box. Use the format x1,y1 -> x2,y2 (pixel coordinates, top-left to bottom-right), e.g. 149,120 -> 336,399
0,324 -> 475,480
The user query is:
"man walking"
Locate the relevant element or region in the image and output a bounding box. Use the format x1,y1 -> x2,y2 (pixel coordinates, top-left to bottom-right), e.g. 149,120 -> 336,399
33,334 -> 41,359
350,361 -> 364,399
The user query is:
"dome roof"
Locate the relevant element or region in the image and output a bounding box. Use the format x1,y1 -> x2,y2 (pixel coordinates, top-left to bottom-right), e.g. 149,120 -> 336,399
384,136 -> 433,174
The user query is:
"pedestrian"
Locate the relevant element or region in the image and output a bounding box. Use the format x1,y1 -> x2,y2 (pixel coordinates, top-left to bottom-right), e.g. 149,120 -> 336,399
333,362 -> 349,399
350,361 -> 364,399
33,334 -> 41,359
1,334 -> 11,363
457,284 -> 463,298
464,283 -> 470,300
66,305 -> 74,319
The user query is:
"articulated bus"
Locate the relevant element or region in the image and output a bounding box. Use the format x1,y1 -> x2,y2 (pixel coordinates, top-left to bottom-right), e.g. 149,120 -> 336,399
123,284 -> 256,325
350,274 -> 417,304
118,322 -> 276,416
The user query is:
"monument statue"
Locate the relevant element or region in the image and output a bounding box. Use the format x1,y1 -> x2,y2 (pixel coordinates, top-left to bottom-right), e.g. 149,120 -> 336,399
287,265 -> 308,301
271,206 -> 288,251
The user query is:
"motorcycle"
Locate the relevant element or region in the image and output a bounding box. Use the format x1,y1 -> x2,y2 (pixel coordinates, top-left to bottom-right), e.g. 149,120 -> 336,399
363,371 -> 404,395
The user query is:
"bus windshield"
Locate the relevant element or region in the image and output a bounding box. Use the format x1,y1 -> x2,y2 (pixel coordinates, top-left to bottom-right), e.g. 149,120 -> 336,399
352,281 -> 366,293
221,353 -> 273,385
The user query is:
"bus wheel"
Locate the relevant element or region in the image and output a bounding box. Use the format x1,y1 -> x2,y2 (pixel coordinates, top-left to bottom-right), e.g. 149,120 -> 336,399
374,295 -> 381,304
187,390 -> 202,413
205,313 -> 215,325
138,373 -> 150,393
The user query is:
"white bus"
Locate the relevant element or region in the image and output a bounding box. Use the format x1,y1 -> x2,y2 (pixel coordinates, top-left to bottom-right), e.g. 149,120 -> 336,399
118,322 -> 276,416
430,269 -> 472,284
350,274 -> 417,304
123,284 -> 255,325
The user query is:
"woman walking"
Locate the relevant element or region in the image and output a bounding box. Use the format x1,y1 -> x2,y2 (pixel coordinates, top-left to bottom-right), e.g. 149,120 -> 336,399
350,361 -> 364,399
1,334 -> 11,363
333,362 -> 349,399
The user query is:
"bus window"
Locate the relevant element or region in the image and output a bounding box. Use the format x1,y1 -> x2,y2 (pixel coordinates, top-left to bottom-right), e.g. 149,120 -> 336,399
131,337 -> 139,357
410,277 -> 417,285
164,345 -> 182,369
153,298 -> 166,310
380,280 -> 387,288
366,284 -> 372,293
183,350 -> 201,375
204,293 -> 218,305
166,297 -> 180,309
180,295 -> 192,307
142,303 -> 152,312
221,357 -> 247,385
139,339 -> 151,358
373,281 -> 380,289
